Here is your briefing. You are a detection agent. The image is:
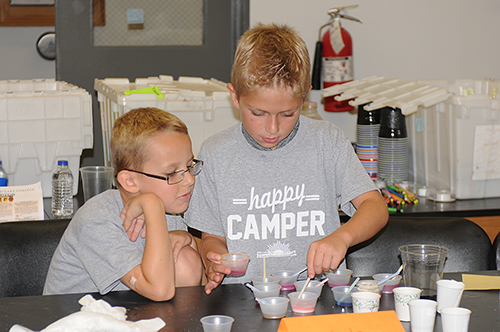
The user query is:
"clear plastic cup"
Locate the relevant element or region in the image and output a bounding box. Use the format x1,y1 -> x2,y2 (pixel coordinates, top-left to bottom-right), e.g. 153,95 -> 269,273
250,283 -> 282,300
332,286 -> 357,306
326,268 -> 353,287
288,291 -> 319,313
258,297 -> 289,319
200,315 -> 234,332
294,280 -> 324,296
372,273 -> 402,294
271,270 -> 300,291
220,253 -> 250,275
251,276 -> 281,286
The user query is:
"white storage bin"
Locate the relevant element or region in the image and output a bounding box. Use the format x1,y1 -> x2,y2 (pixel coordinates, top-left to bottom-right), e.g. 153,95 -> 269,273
94,75 -> 240,166
408,78 -> 500,199
0,79 -> 93,197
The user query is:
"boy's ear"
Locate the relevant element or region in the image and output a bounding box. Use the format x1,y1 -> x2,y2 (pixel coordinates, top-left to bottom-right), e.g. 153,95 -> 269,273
116,170 -> 140,194
227,83 -> 240,110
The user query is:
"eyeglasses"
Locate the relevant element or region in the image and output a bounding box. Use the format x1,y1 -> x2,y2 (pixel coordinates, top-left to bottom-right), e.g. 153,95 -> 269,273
123,159 -> 203,185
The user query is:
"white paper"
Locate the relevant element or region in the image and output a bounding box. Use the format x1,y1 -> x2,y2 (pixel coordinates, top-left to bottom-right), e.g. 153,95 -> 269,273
0,182 -> 43,222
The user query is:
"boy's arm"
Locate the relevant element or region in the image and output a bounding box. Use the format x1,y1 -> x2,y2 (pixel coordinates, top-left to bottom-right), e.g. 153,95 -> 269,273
306,190 -> 389,278
120,193 -> 176,301
200,232 -> 231,295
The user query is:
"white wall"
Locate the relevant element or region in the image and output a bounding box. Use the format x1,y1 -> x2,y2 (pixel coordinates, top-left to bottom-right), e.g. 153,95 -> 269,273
250,0 -> 500,141
0,27 -> 56,81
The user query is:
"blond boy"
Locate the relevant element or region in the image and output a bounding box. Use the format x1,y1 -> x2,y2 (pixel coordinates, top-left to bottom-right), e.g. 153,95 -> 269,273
185,24 -> 388,294
44,107 -> 203,301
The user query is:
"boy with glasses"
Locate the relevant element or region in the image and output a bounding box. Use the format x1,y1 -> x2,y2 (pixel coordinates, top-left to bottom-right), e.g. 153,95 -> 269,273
184,24 -> 389,294
44,107 -> 204,301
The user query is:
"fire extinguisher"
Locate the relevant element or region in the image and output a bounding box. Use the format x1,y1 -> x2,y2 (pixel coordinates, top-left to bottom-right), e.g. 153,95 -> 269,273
311,6 -> 362,112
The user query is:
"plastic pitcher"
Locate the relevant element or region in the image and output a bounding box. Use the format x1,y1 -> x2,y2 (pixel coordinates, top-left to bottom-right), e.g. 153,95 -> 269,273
399,244 -> 448,300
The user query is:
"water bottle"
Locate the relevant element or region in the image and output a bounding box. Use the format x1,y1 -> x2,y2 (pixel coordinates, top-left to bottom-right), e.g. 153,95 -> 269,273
0,161 -> 8,186
51,160 -> 74,218
301,101 -> 323,120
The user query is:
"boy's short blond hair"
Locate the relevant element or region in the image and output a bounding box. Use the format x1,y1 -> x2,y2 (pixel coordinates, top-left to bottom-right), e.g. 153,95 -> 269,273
110,107 -> 188,179
231,23 -> 311,99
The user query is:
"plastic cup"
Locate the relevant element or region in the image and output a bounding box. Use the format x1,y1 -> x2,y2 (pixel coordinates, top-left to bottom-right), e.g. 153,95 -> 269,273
440,307 -> 471,332
399,244 -> 448,299
325,268 -> 353,287
372,273 -> 402,294
436,279 -> 465,313
258,297 -> 289,319
331,286 -> 357,307
220,253 -> 250,275
409,299 -> 437,332
294,280 -> 323,296
250,283 -> 282,300
288,291 -> 319,313
393,286 -> 422,321
79,166 -> 114,202
251,276 -> 281,286
200,315 -> 234,332
351,291 -> 381,313
271,270 -> 299,291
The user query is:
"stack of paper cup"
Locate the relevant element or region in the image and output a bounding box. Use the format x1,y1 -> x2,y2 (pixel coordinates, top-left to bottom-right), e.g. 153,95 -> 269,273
356,103 -> 380,180
377,107 -> 408,183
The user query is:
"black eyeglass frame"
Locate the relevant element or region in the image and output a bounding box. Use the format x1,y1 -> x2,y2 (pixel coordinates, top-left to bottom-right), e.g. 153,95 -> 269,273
121,159 -> 203,185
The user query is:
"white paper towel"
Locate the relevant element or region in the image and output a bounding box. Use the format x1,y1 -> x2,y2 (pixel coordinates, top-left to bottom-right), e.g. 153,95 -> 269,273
9,294 -> 166,332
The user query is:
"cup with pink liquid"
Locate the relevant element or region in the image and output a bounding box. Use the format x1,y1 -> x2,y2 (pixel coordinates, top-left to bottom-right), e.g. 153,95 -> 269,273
288,291 -> 319,313
271,270 -> 301,291
326,268 -> 353,287
221,253 -> 250,275
372,273 -> 402,294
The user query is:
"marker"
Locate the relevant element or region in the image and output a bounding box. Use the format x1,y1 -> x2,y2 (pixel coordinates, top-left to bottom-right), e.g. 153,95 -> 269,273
388,207 -> 404,213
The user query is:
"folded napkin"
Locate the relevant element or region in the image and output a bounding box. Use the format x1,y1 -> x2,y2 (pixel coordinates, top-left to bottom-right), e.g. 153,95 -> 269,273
9,294 -> 165,332
462,274 -> 500,290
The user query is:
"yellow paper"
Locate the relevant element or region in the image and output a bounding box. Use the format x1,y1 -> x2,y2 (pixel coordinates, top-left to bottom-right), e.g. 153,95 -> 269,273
278,311 -> 404,332
462,274 -> 500,290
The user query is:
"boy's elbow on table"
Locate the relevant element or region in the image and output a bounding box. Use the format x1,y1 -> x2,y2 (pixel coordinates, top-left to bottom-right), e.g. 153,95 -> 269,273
147,286 -> 176,302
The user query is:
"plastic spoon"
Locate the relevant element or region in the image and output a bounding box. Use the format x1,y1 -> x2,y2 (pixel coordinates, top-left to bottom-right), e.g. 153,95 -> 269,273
314,278 -> 329,287
291,266 -> 307,277
338,277 -> 360,304
255,298 -> 269,305
377,265 -> 403,285
298,277 -> 311,298
245,283 -> 260,292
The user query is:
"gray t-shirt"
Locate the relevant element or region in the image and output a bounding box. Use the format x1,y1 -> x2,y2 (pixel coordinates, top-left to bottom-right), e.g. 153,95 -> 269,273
43,189 -> 186,295
185,116 -> 377,284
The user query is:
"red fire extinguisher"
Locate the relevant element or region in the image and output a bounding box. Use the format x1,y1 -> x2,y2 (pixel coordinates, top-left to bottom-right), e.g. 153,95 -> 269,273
311,6 -> 362,112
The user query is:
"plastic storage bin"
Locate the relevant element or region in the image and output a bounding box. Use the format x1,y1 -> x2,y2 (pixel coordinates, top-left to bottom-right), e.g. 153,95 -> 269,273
408,78 -> 500,199
94,75 -> 240,166
0,79 -> 93,197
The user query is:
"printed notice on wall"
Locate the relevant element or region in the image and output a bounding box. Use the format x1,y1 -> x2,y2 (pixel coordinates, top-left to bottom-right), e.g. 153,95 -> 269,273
472,125 -> 500,180
0,182 -> 43,222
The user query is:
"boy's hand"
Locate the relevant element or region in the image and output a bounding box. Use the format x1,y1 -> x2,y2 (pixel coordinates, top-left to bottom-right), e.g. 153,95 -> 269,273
306,234 -> 349,278
204,251 -> 231,295
121,193 -> 162,241
169,230 -> 195,262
